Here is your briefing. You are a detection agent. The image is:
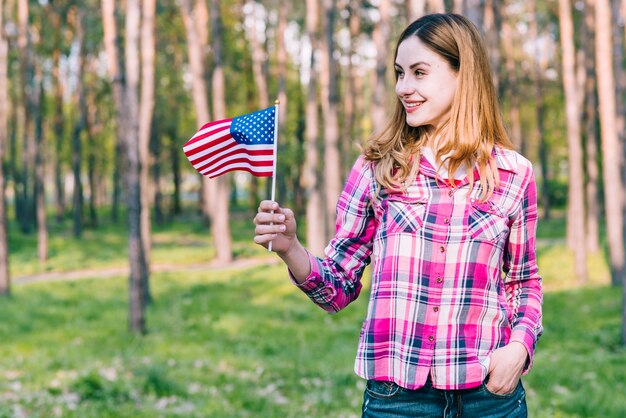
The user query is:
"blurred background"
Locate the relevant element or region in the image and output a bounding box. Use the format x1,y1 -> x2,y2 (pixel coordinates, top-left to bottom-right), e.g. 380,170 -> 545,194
0,0 -> 625,417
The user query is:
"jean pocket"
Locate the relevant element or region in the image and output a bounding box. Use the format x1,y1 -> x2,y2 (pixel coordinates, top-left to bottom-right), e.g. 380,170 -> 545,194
481,379 -> 523,399
385,195 -> 428,234
365,380 -> 402,399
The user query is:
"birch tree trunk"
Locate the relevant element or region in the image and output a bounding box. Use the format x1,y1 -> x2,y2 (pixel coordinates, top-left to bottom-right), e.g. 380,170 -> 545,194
139,0 -> 156,300
371,0 -> 391,134
558,0 -> 588,282
595,0 -> 624,287
0,0 -> 10,296
210,0 -> 233,263
303,0 -> 325,255
320,0 -> 341,241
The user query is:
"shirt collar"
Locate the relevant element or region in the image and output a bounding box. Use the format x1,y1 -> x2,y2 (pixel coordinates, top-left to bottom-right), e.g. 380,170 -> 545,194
418,145 -> 518,178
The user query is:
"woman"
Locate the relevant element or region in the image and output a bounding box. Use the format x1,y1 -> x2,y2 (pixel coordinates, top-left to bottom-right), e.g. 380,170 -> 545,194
254,13 -> 542,417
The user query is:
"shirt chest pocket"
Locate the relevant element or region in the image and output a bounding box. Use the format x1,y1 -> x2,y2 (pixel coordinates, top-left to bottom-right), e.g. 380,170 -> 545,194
468,200 -> 509,243
385,194 -> 429,235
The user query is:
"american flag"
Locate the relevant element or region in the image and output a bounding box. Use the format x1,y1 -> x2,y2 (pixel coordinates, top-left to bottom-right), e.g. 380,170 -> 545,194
183,106 -> 276,178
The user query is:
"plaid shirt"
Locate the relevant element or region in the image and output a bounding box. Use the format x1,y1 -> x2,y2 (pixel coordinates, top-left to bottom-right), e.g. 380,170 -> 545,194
293,146 -> 543,390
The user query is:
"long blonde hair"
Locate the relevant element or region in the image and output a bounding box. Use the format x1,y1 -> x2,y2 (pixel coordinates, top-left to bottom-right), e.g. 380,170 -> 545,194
363,13 -> 514,201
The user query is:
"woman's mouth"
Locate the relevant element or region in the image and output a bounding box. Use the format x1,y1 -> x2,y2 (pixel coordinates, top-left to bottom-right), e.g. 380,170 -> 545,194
404,101 -> 424,113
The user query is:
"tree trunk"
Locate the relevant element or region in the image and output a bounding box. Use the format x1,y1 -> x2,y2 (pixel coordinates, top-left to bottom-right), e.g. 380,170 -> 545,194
179,0 -> 221,241
0,0 -> 10,296
102,0 -> 147,334
125,0 -> 148,333
320,0 -> 341,242
17,0 -> 34,234
371,0 -> 391,134
406,0 -> 426,22
342,0 -> 361,177
33,61 -> 47,263
483,0 -> 501,91
140,0 -> 156,302
583,0 -> 600,254
51,10 -> 65,224
170,126 -> 182,216
427,0 -> 446,13
595,0 -> 624,286
276,0 -> 289,207
210,0 -> 233,263
71,8 -> 85,239
558,0 -> 588,282
246,0 -> 270,211
303,0 -> 325,255
464,0 -> 484,31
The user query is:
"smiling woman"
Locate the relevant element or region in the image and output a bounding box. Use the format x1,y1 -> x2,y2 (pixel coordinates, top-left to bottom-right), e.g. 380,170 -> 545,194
254,13 -> 542,418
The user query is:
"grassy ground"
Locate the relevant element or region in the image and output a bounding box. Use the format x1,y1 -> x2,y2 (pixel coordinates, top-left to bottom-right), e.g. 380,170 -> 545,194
1,213 -> 625,417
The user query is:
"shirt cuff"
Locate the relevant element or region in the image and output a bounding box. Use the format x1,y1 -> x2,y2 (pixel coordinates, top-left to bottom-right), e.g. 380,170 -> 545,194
509,327 -> 537,374
287,251 -> 338,311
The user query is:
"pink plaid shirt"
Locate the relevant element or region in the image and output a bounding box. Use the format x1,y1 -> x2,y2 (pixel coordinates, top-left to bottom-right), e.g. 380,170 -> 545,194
293,146 -> 543,390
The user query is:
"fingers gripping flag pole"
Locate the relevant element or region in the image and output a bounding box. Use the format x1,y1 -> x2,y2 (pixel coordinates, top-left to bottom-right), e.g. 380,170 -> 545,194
268,100 -> 280,252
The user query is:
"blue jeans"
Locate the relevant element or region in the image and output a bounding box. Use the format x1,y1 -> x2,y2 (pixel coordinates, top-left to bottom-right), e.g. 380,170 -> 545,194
362,377 -> 527,417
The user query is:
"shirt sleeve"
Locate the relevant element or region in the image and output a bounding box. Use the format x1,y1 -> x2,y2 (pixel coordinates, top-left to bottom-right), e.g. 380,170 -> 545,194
502,164 -> 544,372
289,156 -> 376,313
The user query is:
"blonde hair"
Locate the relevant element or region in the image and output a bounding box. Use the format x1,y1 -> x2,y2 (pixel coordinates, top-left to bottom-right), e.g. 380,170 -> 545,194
363,13 -> 514,201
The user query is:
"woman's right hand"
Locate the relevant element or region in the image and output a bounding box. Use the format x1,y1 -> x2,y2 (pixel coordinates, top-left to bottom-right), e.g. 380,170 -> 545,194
253,200 -> 298,255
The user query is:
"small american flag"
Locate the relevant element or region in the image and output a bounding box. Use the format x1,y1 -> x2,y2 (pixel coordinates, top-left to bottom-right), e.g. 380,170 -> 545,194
183,106 -> 276,178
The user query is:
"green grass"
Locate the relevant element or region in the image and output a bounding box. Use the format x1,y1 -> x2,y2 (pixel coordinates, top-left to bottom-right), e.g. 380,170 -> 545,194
7,213 -> 268,278
1,266 -> 626,417
1,212 -> 625,416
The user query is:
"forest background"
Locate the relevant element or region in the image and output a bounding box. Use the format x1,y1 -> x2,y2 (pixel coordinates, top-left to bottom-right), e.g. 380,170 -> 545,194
0,0 -> 625,416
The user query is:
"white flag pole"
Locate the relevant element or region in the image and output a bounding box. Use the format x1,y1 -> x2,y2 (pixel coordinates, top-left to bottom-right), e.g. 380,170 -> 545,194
268,100 -> 280,252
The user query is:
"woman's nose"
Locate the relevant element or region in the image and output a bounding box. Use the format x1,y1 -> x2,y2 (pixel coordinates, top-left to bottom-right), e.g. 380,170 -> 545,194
396,78 -> 415,96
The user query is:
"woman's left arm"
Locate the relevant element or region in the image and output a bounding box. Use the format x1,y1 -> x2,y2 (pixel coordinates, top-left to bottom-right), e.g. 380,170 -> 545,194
487,165 -> 543,394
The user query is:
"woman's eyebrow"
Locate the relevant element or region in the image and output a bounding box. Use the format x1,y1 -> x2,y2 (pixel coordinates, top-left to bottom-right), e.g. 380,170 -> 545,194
394,61 -> 431,69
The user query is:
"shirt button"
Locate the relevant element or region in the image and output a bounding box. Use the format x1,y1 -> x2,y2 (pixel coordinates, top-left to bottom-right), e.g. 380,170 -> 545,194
428,336 -> 435,342
448,190 -> 454,197
436,277 -> 443,283
433,306 -> 439,312
443,218 -> 450,224
439,246 -> 445,253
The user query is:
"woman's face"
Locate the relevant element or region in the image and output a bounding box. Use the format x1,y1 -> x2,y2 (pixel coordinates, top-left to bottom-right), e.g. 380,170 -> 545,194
394,36 -> 458,132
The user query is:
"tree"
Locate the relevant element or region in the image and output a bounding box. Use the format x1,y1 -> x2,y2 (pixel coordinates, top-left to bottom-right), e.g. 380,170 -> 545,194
0,0 -> 10,296
406,0 -> 426,22
70,8 -> 85,239
303,0 -> 325,255
209,0 -> 233,263
582,0 -> 600,254
320,0 -> 341,241
558,0 -> 587,282
371,0 -> 391,134
139,0 -> 156,300
595,0 -> 624,288
102,0 -> 148,334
